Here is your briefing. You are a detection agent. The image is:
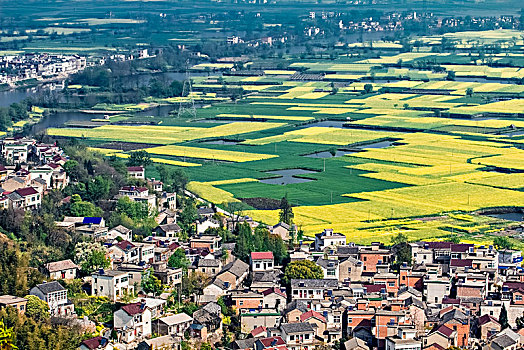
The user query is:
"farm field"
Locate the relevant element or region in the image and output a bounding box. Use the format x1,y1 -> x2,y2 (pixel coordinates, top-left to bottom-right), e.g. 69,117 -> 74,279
44,29 -> 524,244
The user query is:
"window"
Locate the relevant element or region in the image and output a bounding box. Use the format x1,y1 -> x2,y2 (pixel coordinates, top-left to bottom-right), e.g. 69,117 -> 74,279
255,263 -> 260,269
388,282 -> 395,287
327,270 -> 335,276
347,267 -> 352,272
290,335 -> 295,340
516,295 -> 523,301
363,257 -> 367,261
239,301 -> 243,306
305,334 -> 310,340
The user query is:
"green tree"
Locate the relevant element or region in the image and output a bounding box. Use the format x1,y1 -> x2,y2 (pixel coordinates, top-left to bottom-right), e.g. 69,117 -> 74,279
168,249 -> 189,270
200,343 -> 212,350
24,295 -> 49,321
391,232 -> 412,267
74,242 -> 110,274
0,319 -> 17,350
363,83 -> 373,94
69,194 -> 101,217
493,236 -> 513,250
141,269 -> 163,296
128,150 -> 152,167
500,304 -> 509,329
283,260 -> 323,284
279,196 -> 294,225
178,198 -> 198,234
466,88 -> 474,97
116,196 -> 150,221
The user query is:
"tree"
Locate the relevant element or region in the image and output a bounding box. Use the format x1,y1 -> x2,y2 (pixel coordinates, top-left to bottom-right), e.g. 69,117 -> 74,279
283,260 -> 323,284
69,194 -> 101,217
493,236 -> 513,250
141,269 -> 164,296
24,295 -> 49,321
0,319 -> 17,350
168,248 -> 189,270
182,272 -> 210,299
500,304 -> 509,329
178,198 -> 198,234
200,343 -> 212,350
279,196 -> 294,225
363,83 -> 373,94
391,232 -> 412,267
466,87 -> 474,97
516,312 -> 524,329
447,71 -> 456,81
128,150 -> 152,167
74,242 -> 110,274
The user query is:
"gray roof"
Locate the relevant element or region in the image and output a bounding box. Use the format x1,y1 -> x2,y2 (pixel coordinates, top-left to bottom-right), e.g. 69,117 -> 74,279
493,334 -> 517,349
202,301 -> 221,316
35,281 -> 66,294
335,246 -> 360,256
198,259 -> 221,268
220,259 -> 249,278
291,279 -> 338,288
232,338 -> 257,349
281,322 -> 314,334
316,257 -> 339,269
283,300 -> 309,314
344,337 -> 368,350
111,225 -> 132,234
252,271 -> 280,283
158,223 -> 181,232
222,243 -> 236,251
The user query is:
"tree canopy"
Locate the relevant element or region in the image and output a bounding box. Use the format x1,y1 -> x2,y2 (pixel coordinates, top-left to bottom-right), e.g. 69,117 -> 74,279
283,259 -> 323,284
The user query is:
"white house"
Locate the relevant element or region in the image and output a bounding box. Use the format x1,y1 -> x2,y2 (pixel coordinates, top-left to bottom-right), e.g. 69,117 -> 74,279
314,229 -> 346,251
127,166 -> 145,179
280,323 -> 316,350
250,252 -> 275,272
91,270 -> 133,301
30,281 -> 74,316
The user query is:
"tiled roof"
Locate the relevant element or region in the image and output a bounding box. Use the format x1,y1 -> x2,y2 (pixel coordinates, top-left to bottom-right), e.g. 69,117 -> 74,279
121,302 -> 146,316
300,310 -> 326,323
478,314 -> 499,326
436,325 -> 454,337
251,252 -> 274,260
450,259 -> 472,267
280,322 -> 314,334
115,240 -> 135,251
258,336 -> 285,347
45,259 -> 78,273
81,336 -> 109,350
127,166 -> 144,172
15,187 -> 38,197
262,287 -> 286,298
35,281 -> 66,294
250,326 -> 267,337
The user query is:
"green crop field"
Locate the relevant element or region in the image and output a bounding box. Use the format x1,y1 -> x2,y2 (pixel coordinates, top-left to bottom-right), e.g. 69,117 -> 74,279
42,25 -> 524,244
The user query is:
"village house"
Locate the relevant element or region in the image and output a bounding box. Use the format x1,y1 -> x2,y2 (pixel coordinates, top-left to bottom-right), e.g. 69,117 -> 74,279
0,295 -> 28,314
91,269 -> 133,301
43,259 -> 79,280
30,281 -> 74,316
114,301 -> 152,343
251,251 -> 275,272
155,313 -> 193,337
127,166 -> 145,179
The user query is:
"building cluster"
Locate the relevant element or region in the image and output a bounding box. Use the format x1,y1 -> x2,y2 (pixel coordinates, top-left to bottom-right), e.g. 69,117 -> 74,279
0,53 -> 87,86
3,215 -> 523,349
0,137 -> 69,210
307,11 -> 521,36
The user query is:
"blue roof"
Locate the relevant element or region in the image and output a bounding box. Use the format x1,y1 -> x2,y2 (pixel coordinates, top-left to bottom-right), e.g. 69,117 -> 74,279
83,217 -> 102,225
190,324 -> 203,330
